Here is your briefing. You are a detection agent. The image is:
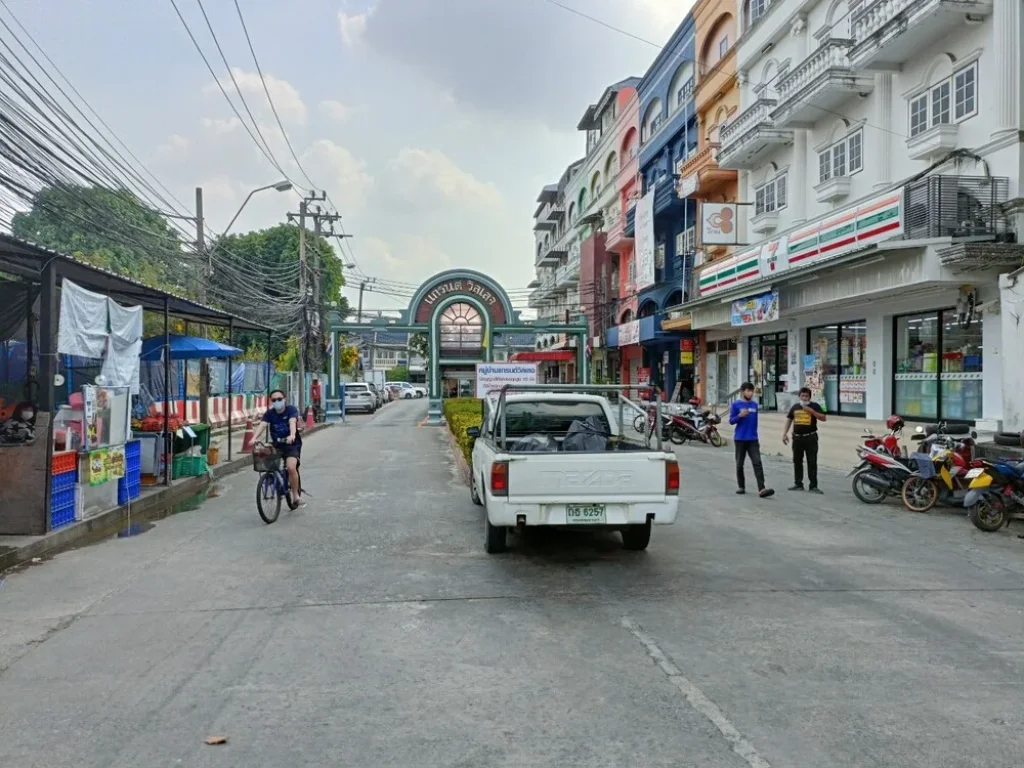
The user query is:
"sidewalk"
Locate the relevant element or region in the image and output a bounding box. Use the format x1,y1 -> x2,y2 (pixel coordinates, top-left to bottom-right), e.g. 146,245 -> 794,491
0,422 -> 333,573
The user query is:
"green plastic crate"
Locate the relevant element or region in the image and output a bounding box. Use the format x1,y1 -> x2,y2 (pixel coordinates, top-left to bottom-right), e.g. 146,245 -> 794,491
172,455 -> 208,479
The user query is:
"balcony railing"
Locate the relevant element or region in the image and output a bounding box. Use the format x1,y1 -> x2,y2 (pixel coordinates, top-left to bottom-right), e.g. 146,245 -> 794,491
902,175 -> 1009,240
718,98 -> 793,169
772,39 -> 874,128
850,0 -> 994,69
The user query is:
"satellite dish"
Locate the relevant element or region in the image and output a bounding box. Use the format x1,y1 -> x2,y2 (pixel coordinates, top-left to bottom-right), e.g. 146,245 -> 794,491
54,374 -> 65,387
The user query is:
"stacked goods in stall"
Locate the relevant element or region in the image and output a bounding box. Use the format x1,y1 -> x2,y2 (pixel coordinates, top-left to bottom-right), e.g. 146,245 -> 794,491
117,440 -> 142,505
50,452 -> 78,530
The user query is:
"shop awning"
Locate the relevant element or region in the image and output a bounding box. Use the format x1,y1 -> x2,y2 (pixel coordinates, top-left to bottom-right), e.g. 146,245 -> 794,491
140,335 -> 242,361
511,350 -> 575,362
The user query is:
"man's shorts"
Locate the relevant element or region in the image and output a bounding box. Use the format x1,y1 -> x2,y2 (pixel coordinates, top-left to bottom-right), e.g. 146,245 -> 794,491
277,443 -> 302,465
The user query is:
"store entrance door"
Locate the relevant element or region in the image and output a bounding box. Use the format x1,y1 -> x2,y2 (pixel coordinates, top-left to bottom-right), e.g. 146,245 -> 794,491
749,333 -> 788,411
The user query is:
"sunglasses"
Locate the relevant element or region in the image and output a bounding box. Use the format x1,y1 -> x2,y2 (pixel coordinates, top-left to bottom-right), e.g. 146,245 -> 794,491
270,397 -> 284,403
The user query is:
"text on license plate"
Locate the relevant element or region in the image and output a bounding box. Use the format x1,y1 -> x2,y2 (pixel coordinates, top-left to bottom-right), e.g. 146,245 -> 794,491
566,504 -> 606,524
965,468 -> 984,479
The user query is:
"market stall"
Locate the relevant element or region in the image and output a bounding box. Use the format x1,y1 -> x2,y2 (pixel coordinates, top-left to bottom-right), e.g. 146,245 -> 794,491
137,334 -> 242,485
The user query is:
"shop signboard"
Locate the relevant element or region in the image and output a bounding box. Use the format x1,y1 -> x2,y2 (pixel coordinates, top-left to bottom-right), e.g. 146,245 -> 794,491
637,367 -> 651,385
697,190 -> 904,297
634,185 -> 657,290
475,363 -> 538,398
680,338 -> 694,365
701,203 -> 738,245
106,445 -> 125,480
803,354 -> 825,405
730,290 -> 780,327
617,319 -> 641,347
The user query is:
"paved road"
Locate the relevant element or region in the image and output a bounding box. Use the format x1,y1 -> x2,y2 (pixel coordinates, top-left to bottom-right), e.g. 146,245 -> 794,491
1,399 -> 1022,767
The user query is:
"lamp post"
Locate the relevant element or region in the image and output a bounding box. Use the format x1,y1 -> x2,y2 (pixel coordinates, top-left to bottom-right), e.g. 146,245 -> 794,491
200,180 -> 293,277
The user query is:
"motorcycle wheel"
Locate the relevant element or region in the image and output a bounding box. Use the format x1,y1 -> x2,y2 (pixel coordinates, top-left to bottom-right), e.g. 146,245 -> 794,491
851,470 -> 886,504
669,426 -> 686,445
633,415 -> 647,434
708,429 -> 724,448
968,498 -> 1006,532
902,476 -> 939,513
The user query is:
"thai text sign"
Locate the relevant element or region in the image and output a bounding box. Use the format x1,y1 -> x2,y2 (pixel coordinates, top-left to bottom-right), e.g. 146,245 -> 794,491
634,185 -> 657,290
730,290 -> 780,327
476,363 -> 538,398
617,319 -> 640,347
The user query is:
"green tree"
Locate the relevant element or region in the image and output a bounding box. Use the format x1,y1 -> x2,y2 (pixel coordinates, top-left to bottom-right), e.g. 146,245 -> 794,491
409,333 -> 428,364
11,184 -> 189,294
211,224 -> 350,364
386,365 -> 409,382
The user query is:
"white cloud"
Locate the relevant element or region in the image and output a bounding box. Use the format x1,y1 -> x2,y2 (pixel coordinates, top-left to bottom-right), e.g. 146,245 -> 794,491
300,139 -> 374,213
319,99 -> 354,123
388,148 -> 502,211
203,67 -> 307,125
338,5 -> 374,47
155,133 -> 189,160
199,116 -> 243,136
357,234 -> 452,284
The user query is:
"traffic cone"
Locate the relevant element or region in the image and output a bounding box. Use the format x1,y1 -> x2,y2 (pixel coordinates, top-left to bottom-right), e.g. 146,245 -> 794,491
305,406 -> 315,430
240,418 -> 256,454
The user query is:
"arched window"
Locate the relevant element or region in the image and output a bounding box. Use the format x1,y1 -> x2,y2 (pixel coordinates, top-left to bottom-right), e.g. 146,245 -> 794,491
567,201 -> 576,225
642,99 -> 664,142
604,151 -> 618,179
669,61 -> 695,111
701,14 -> 736,72
638,299 -> 658,318
590,171 -> 602,198
621,127 -> 639,159
825,0 -> 850,39
438,302 -> 483,352
665,289 -> 683,308
620,308 -> 634,324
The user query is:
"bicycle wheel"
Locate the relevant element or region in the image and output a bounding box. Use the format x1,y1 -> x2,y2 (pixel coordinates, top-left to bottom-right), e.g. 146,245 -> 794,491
256,472 -> 281,524
286,469 -> 302,510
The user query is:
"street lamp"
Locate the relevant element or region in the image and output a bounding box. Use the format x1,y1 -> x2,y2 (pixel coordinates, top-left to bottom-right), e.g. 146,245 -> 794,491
200,179 -> 293,275
219,179 -> 293,240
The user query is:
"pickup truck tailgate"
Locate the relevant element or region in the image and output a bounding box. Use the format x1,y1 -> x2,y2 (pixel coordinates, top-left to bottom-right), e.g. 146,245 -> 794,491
507,452 -> 670,504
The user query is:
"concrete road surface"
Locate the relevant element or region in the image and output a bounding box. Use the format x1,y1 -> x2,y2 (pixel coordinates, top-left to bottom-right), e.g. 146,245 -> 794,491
1,399 -> 1023,767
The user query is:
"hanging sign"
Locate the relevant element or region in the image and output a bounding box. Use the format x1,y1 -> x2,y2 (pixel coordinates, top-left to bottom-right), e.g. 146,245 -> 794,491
89,449 -> 108,486
634,185 -> 657,290
730,290 -> 780,326
617,320 -> 640,347
475,363 -> 538,398
106,445 -> 126,480
701,203 -> 738,245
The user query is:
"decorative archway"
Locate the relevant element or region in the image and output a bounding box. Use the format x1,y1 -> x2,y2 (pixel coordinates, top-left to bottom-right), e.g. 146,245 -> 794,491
326,268 -> 589,424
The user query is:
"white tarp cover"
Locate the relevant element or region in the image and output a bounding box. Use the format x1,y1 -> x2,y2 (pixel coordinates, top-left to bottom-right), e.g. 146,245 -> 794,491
57,279 -> 108,358
107,298 -> 143,345
100,298 -> 144,393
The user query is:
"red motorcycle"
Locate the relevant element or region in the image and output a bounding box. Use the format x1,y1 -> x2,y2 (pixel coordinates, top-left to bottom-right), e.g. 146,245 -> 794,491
861,415 -> 907,457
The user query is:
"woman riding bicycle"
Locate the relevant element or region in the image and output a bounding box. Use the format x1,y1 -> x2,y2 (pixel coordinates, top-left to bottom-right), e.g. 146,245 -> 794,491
257,389 -> 304,507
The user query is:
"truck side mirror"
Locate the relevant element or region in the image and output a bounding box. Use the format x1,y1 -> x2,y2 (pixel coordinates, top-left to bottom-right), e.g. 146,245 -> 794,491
466,426 -> 481,439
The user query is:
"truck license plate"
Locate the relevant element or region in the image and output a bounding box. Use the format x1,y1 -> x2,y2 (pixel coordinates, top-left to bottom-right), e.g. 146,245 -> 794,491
566,504 -> 606,524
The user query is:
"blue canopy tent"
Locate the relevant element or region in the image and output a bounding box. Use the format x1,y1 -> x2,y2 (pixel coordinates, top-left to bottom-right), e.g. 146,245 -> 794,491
140,335 -> 242,361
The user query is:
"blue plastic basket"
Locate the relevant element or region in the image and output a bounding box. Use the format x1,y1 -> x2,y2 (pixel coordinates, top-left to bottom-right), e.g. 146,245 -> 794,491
125,440 -> 141,460
51,469 -> 77,494
50,501 -> 76,530
117,476 -> 142,506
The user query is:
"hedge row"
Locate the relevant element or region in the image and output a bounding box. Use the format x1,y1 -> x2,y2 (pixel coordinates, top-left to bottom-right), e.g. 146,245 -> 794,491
444,397 -> 482,464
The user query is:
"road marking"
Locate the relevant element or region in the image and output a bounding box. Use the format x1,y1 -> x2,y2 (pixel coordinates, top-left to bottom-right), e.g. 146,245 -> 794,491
621,617 -> 773,768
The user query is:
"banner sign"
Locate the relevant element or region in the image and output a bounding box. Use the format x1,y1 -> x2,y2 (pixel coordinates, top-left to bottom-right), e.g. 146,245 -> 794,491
476,363 -> 538,398
617,319 -> 640,347
634,184 -> 657,290
697,190 -> 904,296
730,290 -> 780,327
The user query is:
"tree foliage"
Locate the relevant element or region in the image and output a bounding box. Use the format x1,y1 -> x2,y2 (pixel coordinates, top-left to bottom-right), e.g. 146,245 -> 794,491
339,345 -> 360,373
10,184 -> 189,294
385,365 -> 409,382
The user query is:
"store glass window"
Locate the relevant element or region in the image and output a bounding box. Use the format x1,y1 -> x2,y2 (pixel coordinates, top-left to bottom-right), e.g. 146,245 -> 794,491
806,322 -> 867,415
894,310 -> 982,422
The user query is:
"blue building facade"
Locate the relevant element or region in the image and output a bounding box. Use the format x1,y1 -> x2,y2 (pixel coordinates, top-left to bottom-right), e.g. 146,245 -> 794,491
630,15 -> 700,399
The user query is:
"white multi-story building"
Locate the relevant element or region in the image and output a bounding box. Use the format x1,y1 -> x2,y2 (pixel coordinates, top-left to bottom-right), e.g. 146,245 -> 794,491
684,0 -> 1023,429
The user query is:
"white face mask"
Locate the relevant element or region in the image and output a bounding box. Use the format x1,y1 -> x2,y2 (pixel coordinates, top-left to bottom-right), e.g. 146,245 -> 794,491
272,400 -> 286,412
21,411 -> 33,421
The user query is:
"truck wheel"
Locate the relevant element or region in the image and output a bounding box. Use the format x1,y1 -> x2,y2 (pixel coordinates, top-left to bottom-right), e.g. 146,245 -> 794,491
470,472 -> 482,506
484,515 -> 507,553
621,521 -> 652,551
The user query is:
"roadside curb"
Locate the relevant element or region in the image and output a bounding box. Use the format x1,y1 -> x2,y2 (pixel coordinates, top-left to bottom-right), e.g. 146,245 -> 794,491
443,424 -> 471,485
0,423 -> 333,574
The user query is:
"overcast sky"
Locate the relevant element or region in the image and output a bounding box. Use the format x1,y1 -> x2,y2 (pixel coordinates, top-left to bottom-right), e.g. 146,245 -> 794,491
10,0 -> 692,312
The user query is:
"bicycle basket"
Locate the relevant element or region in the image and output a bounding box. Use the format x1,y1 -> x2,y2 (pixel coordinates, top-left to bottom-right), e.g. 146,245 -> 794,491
252,448 -> 282,473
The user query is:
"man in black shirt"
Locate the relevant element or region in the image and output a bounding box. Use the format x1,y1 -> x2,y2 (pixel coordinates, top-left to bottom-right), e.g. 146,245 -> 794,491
782,387 -> 827,494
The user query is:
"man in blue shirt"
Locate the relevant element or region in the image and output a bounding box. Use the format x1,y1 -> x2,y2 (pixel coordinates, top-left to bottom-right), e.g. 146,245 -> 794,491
258,389 -> 304,507
729,382 -> 774,498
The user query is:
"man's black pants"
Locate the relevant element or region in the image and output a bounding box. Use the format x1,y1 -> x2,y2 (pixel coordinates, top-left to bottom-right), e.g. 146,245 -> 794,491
792,433 -> 818,489
734,439 -> 766,492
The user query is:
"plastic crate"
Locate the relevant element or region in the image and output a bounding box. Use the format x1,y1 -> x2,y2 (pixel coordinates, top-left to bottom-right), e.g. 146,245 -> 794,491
52,451 -> 78,475
50,500 -> 76,530
117,476 -> 142,505
51,469 -> 77,494
125,440 -> 141,460
51,486 -> 76,511
172,455 -> 208,479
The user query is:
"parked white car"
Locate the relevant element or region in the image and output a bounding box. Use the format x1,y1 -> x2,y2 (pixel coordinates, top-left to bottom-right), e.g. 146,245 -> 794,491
394,382 -> 426,399
467,387 -> 680,553
344,382 -> 376,413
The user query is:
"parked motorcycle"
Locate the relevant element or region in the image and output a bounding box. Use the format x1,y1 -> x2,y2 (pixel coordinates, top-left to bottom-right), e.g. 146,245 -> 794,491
849,445 -> 918,504
963,459 -> 1024,531
671,407 -> 724,447
900,424 -> 980,513
861,415 -> 907,457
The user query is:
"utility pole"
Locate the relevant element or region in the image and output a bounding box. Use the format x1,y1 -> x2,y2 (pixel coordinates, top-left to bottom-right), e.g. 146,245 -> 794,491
195,186 -> 210,426
310,205 -> 342,378
296,198 -> 308,411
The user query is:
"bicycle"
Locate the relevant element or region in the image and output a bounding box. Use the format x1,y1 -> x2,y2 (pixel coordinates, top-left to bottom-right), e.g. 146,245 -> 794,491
253,439 -> 302,524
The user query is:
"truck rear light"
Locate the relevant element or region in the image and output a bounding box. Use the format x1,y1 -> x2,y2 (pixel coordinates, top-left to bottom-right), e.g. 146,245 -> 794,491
665,460 -> 680,495
491,461 -> 509,496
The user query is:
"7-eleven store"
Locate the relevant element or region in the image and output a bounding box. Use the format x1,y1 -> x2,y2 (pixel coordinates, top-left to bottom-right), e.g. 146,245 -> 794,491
681,185 -> 1005,425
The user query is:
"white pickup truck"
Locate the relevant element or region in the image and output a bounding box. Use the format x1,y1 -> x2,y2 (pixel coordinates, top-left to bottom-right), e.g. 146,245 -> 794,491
466,385 -> 680,553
